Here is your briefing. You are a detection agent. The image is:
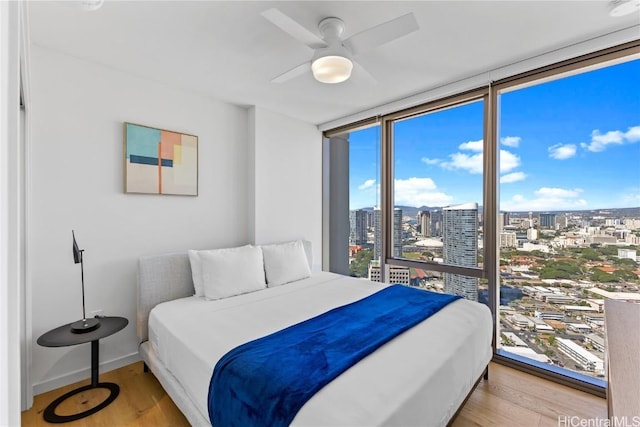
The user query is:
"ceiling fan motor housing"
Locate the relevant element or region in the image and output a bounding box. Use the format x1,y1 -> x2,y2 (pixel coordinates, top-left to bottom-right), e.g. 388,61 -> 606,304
311,18 -> 353,84
313,17 -> 352,65
318,17 -> 346,39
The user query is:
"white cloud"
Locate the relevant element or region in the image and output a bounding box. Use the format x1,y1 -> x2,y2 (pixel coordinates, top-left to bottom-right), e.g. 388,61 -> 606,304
535,187 -> 583,198
625,126 -> 640,142
441,139 -> 484,174
421,157 -> 442,165
588,130 -> 624,152
439,146 -> 520,175
500,172 -> 527,184
441,152 -> 483,174
357,179 -> 376,191
583,126 -> 640,152
458,139 -> 483,152
501,136 -> 521,148
501,187 -> 587,211
499,150 -> 521,173
393,177 -> 453,207
548,143 -> 577,160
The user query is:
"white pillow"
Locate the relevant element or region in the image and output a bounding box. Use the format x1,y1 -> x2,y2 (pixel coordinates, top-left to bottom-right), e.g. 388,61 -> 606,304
200,245 -> 266,300
187,249 -> 206,297
261,240 -> 311,287
188,245 -> 253,297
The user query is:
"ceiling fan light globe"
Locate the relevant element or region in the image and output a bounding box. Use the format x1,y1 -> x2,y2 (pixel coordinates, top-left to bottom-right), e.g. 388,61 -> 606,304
311,55 -> 353,84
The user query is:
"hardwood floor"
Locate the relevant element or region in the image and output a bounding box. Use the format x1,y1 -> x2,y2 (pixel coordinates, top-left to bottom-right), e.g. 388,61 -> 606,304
22,361 -> 606,426
451,363 -> 606,427
21,363 -> 189,427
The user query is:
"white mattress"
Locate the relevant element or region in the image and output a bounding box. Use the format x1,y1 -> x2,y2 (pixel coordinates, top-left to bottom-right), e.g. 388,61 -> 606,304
148,272 -> 492,426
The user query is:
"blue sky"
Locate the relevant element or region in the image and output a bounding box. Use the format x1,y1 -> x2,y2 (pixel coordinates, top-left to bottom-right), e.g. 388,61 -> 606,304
349,58 -> 640,212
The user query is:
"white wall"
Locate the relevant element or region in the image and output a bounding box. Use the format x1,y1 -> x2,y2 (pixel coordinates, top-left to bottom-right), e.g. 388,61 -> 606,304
250,106 -> 323,270
1,1 -> 23,424
29,45 -> 250,394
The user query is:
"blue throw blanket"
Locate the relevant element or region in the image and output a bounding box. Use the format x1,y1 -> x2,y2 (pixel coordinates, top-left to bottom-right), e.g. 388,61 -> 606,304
208,285 -> 461,427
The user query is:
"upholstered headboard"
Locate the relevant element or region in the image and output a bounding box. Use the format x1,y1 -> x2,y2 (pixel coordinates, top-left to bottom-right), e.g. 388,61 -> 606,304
137,240 -> 313,344
137,252 -> 195,343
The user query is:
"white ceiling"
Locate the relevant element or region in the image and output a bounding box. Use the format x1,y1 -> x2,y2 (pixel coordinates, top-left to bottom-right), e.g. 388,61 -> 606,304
28,1 -> 640,125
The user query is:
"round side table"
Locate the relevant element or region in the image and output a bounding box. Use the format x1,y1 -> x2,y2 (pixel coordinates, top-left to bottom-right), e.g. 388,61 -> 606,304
37,316 -> 128,423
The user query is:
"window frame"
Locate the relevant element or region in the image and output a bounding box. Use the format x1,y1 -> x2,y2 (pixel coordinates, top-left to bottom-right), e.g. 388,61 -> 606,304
322,39 -> 640,398
490,39 -> 640,398
381,88 -> 490,281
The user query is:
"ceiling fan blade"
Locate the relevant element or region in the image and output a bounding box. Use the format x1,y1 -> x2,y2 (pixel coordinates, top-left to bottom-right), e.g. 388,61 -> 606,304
271,62 -> 311,84
352,60 -> 378,85
261,8 -> 327,49
344,13 -> 419,56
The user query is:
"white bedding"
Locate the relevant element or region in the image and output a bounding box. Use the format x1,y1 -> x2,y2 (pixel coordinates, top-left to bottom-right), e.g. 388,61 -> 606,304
148,271 -> 492,426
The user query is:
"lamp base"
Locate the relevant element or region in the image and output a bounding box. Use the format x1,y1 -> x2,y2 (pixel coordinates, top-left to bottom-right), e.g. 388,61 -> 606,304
70,318 -> 100,334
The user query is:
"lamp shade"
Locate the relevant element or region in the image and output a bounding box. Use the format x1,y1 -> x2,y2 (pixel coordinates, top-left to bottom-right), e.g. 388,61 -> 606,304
311,55 -> 353,84
72,231 -> 82,264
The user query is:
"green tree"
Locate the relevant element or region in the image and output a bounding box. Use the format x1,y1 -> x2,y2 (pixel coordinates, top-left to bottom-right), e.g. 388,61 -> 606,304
349,249 -> 373,278
539,260 -> 581,279
613,258 -> 637,267
590,269 -> 618,283
600,246 -> 625,256
580,248 -> 600,261
613,269 -> 639,282
421,251 -> 434,259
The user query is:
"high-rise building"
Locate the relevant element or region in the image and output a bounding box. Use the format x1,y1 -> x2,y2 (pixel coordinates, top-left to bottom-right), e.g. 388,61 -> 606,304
366,211 -> 374,230
430,209 -> 443,237
349,209 -> 368,245
499,212 -> 510,231
374,207 -> 381,259
539,213 -> 556,229
443,202 -> 478,301
373,207 -> 403,259
418,210 -> 431,237
393,208 -> 403,257
557,215 -> 568,229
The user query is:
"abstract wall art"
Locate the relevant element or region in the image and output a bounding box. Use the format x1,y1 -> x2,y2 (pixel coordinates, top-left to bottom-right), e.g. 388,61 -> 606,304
124,122 -> 198,196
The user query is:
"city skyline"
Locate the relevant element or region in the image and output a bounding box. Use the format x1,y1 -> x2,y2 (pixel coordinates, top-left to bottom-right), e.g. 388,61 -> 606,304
349,59 -> 640,212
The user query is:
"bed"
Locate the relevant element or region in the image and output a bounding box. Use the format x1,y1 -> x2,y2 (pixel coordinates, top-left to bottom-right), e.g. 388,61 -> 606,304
137,241 -> 493,426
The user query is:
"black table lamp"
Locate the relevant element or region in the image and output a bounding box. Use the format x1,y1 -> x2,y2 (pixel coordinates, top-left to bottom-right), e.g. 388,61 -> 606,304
70,230 -> 100,333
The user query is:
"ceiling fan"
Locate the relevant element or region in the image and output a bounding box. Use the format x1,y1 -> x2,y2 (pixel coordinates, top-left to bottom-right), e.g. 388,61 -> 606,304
261,8 -> 419,84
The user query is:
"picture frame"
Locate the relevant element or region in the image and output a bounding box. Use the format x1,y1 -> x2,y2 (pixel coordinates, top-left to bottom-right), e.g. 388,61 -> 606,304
124,122 -> 198,196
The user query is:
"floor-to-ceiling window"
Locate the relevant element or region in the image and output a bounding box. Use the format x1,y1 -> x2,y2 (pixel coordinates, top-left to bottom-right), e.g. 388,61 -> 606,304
347,124 -> 381,278
495,56 -> 640,387
384,93 -> 486,302
324,122 -> 381,278
323,41 -> 639,395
